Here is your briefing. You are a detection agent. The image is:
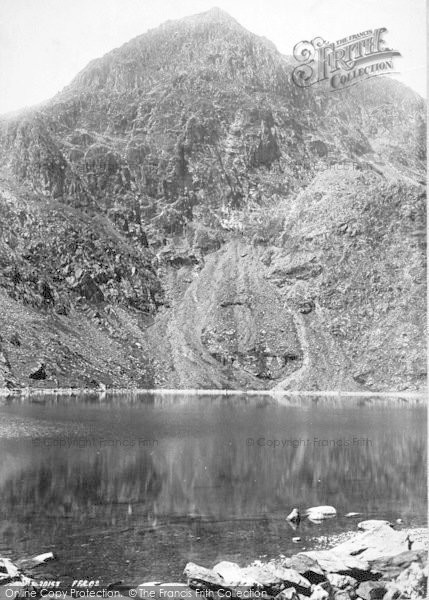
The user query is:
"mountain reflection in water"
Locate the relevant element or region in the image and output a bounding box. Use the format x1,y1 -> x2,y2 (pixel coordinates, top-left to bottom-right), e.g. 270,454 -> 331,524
0,394 -> 426,583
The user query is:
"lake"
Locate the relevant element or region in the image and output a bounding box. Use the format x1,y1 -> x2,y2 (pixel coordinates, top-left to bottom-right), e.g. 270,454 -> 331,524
0,394 -> 426,586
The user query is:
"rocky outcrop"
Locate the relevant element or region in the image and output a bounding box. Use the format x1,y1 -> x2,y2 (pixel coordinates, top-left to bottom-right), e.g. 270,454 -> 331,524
183,525 -> 428,600
1,526 -> 427,599
0,8 -> 426,390
0,342 -> 16,389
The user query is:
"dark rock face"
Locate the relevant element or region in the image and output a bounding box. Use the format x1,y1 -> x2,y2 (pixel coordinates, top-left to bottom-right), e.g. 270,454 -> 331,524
29,363 -> 46,380
0,8 -> 426,390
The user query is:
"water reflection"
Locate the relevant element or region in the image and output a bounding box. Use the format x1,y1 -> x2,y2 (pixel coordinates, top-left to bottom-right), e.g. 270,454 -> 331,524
0,394 -> 426,582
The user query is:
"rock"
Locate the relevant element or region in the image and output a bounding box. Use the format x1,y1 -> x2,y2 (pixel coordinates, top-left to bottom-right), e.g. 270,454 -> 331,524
9,333 -> 21,347
310,584 -> 329,600
29,362 -> 46,380
392,561 -> 427,600
30,552 -> 54,565
357,520 -> 392,531
289,555 -> 326,585
287,508 -> 301,525
40,280 -> 55,305
299,550 -> 370,577
307,513 -> 325,524
260,250 -> 273,267
355,581 -> 387,600
299,301 -> 315,315
333,592 -> 353,600
381,586 -> 401,600
183,562 -> 225,591
332,524 -> 425,561
244,570 -> 283,593
0,346 -> 17,389
369,549 -> 427,579
326,573 -> 357,589
262,565 -> 312,594
76,272 -> 104,303
0,4 -> 425,393
275,588 -> 299,600
241,564 -> 310,595
306,506 -> 337,518
184,562 -> 274,595
0,558 -> 20,582
16,552 -> 55,569
213,561 -> 243,585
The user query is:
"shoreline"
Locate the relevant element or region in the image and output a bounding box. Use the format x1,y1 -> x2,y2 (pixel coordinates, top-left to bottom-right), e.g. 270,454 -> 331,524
1,523 -> 427,600
0,387 -> 427,399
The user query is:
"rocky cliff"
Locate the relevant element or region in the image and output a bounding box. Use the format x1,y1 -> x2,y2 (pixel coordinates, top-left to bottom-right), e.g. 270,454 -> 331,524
0,8 -> 426,391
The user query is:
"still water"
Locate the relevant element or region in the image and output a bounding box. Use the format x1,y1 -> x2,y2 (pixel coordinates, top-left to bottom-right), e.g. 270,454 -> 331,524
0,394 -> 426,584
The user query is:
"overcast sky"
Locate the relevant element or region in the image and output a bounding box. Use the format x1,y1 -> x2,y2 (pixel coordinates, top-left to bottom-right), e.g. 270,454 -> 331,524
0,0 -> 426,114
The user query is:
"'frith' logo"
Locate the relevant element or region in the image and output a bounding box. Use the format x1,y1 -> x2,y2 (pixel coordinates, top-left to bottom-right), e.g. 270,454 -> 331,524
292,28 -> 401,91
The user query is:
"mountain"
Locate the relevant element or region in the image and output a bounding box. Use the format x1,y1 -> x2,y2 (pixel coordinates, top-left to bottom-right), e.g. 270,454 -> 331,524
0,8 -> 426,392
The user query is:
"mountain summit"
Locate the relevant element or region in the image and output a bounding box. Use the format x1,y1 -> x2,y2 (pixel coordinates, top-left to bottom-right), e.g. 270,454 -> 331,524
173,6 -> 242,25
62,6 -> 287,99
0,10 -> 426,392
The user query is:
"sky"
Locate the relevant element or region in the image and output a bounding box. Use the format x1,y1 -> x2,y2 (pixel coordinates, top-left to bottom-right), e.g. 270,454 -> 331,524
0,0 -> 426,114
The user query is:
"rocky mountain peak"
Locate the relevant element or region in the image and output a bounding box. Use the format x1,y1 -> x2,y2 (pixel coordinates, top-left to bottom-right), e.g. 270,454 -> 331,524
0,9 -> 425,392
173,7 -> 241,26
59,6 -> 285,98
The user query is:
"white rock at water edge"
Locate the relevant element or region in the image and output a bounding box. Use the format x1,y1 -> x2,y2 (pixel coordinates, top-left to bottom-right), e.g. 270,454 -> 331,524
357,520 -> 393,531
213,561 -> 243,585
306,506 -> 337,519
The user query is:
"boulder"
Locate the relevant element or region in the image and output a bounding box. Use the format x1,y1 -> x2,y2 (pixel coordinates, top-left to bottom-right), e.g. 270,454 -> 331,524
357,520 -> 392,531
289,555 -> 326,584
333,593 -> 353,600
307,513 -> 325,524
213,562 -> 243,586
275,588 -> 299,600
381,586 -> 401,600
326,573 -> 357,589
29,362 -> 46,380
257,565 -> 312,594
0,558 -> 20,583
16,552 -> 55,570
287,508 -> 301,525
298,551 -> 370,578
393,561 -> 427,600
332,524 -> 425,561
306,506 -> 337,518
183,563 -> 225,591
309,584 -> 329,600
355,581 -> 387,600
370,549 -> 427,580
238,565 -> 286,594
185,561 -> 313,597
